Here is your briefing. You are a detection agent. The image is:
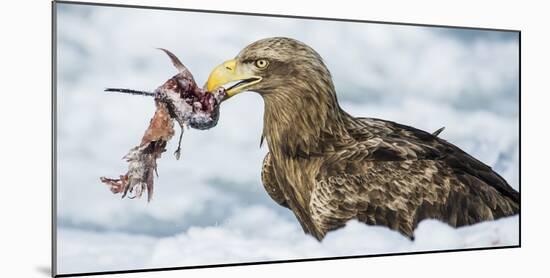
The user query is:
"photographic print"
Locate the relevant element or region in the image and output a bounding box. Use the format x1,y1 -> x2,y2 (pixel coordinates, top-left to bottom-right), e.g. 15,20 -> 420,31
53,1 -> 520,276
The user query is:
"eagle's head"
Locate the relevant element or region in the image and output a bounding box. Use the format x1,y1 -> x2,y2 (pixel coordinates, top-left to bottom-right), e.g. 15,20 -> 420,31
206,37 -> 335,99
206,37 -> 349,157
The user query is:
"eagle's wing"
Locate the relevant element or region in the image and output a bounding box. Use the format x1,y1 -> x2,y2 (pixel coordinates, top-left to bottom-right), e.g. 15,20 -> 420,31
309,117 -> 519,238
261,152 -> 288,208
347,117 -> 519,203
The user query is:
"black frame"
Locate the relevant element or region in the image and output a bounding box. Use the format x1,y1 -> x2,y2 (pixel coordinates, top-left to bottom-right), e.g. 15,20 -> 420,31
51,1 -> 521,277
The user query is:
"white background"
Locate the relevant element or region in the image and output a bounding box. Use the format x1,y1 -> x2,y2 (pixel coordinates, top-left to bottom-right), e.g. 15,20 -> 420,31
0,0 -> 547,277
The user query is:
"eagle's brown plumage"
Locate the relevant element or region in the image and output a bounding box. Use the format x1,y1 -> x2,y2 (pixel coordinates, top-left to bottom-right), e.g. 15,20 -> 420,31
217,37 -> 519,240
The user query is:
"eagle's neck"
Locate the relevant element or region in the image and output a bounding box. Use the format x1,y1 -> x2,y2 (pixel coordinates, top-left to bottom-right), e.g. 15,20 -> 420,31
260,75 -> 355,239
261,79 -> 353,158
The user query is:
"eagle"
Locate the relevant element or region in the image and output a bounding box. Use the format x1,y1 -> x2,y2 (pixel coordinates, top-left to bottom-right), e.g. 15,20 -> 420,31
205,37 -> 520,240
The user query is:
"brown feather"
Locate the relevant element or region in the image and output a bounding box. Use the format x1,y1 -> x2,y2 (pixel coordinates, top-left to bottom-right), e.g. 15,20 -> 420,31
236,37 -> 519,240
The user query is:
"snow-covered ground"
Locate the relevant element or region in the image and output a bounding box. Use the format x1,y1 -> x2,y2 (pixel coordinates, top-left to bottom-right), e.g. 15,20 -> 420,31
55,3 -> 519,275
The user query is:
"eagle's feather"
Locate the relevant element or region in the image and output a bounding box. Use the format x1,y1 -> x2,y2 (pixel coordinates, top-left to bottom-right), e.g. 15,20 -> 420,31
262,117 -> 519,240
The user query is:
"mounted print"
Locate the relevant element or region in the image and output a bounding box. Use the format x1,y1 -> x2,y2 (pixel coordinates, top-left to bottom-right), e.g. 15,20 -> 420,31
52,1 -> 520,276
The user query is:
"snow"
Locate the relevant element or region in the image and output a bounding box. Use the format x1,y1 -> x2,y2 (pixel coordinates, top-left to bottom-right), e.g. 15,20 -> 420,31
55,3 -> 519,275
58,205 -> 518,274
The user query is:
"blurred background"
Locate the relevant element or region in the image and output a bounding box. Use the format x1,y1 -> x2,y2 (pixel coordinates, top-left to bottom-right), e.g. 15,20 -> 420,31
56,2 -> 519,274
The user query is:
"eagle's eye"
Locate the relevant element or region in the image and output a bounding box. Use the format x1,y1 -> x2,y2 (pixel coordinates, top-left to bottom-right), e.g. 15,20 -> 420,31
255,59 -> 269,69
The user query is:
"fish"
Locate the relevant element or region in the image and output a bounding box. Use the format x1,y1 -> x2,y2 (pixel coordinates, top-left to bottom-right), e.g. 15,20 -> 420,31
100,49 -> 226,201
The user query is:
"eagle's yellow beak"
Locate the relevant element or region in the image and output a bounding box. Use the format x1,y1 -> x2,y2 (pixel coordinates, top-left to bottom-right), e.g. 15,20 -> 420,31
206,59 -> 262,98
